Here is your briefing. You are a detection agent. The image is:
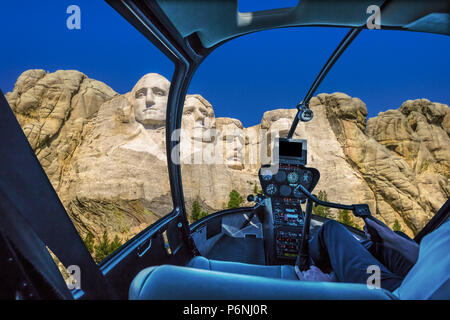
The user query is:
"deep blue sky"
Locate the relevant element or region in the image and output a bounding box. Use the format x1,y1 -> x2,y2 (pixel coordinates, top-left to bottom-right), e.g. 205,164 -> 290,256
1,1 -> 449,127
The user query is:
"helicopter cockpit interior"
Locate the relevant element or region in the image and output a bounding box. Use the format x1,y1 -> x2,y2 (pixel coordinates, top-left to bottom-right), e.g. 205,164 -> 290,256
0,0 -> 449,301
191,138 -> 321,266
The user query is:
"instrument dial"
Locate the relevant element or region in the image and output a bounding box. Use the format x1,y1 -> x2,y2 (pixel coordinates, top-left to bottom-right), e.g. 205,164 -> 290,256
265,184 -> 277,196
275,170 -> 287,183
280,185 -> 292,197
261,169 -> 273,181
302,171 -> 312,184
287,171 -> 299,184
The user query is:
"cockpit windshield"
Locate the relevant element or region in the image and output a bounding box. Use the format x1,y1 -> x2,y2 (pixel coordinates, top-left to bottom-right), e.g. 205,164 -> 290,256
181,26 -> 449,239
0,0 -> 449,302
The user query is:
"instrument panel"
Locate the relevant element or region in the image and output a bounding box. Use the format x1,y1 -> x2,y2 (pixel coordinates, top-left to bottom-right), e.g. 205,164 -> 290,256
259,163 -> 320,261
258,164 -> 319,200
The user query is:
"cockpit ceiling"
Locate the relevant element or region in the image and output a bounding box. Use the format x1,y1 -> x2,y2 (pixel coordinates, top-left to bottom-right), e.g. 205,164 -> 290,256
154,0 -> 449,48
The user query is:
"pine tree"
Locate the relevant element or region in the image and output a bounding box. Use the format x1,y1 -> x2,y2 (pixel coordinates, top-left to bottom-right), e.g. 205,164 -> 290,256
227,189 -> 244,209
200,210 -> 208,220
94,231 -> 111,262
191,197 -> 208,221
191,198 -> 202,221
392,219 -> 403,232
312,190 -> 331,218
83,231 -> 95,254
94,230 -> 123,263
338,209 -> 354,227
109,235 -> 123,253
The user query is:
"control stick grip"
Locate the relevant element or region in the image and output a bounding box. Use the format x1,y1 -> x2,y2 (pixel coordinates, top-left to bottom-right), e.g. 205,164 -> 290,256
352,204 -> 383,243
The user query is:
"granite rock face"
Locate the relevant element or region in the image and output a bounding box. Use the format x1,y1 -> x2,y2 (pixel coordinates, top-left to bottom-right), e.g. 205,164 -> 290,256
364,98 -> 449,233
6,70 -> 449,241
317,93 -> 449,234
6,69 -> 117,192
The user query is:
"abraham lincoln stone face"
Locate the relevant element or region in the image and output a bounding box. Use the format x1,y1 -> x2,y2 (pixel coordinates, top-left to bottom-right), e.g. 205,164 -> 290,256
131,73 -> 170,127
217,119 -> 245,171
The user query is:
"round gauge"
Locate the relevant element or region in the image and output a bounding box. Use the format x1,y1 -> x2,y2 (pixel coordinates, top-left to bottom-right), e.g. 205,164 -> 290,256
265,184 -> 277,196
261,169 -> 273,181
280,185 -> 292,197
287,171 -> 299,184
301,171 -> 312,184
274,170 -> 287,183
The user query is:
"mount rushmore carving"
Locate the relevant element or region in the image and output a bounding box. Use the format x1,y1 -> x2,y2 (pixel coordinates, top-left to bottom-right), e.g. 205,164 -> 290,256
5,69 -> 449,242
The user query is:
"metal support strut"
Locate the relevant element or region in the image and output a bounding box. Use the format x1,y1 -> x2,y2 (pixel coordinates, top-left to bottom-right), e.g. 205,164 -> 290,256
287,28 -> 362,139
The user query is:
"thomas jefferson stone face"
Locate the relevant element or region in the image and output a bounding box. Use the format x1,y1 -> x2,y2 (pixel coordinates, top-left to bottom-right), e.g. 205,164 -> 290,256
132,73 -> 170,127
182,95 -> 215,142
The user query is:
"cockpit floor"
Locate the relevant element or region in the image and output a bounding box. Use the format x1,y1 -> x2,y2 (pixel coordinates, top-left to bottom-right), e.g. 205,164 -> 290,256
205,234 -> 265,265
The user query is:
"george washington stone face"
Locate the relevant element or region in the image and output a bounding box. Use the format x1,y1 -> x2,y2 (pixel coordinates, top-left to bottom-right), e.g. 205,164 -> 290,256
131,73 -> 170,127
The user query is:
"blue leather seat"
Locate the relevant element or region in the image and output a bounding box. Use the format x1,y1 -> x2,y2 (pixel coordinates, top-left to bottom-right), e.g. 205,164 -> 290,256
129,261 -> 396,300
186,256 -> 298,280
130,218 -> 450,300
393,218 -> 450,299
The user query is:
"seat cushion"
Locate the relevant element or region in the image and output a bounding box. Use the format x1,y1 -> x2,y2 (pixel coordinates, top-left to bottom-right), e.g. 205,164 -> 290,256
187,256 -> 298,280
129,264 -> 396,300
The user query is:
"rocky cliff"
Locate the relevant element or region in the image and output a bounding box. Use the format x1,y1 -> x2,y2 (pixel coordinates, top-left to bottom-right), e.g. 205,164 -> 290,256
5,70 -> 449,241
317,94 -> 449,234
